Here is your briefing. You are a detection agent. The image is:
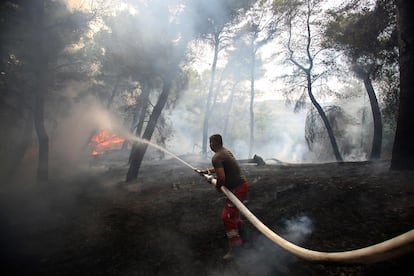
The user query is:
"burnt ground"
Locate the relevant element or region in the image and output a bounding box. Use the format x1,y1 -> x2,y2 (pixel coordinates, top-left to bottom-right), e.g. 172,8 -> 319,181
1,157 -> 414,275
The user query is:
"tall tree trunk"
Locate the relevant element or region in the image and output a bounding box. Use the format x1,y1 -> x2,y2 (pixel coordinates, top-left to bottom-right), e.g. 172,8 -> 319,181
122,82 -> 151,150
126,79 -> 171,182
212,67 -> 227,107
248,44 -> 255,158
31,0 -> 49,183
134,83 -> 151,136
202,33 -> 219,158
391,0 -> 414,170
34,82 -> 49,183
287,0 -> 342,162
307,75 -> 343,162
362,75 -> 382,160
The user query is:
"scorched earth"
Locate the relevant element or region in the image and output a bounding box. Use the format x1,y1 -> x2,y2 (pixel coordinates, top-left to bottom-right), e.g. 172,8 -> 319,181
1,154 -> 413,275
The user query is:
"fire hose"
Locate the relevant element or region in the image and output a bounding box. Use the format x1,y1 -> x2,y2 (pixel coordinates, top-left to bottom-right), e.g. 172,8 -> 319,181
198,172 -> 414,264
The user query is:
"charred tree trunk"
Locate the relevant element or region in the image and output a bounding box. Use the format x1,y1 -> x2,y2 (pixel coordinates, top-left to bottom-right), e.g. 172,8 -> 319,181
362,75 -> 383,160
287,2 -> 343,162
122,82 -> 151,150
307,75 -> 343,162
34,82 -> 49,183
126,79 -> 171,182
391,0 -> 414,170
134,83 -> 151,136
212,67 -> 227,108
248,41 -> 255,158
31,1 -> 49,183
107,76 -> 121,109
202,33 -> 219,158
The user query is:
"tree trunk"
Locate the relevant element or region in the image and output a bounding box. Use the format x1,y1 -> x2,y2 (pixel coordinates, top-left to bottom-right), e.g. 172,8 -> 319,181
31,0 -> 49,183
391,0 -> 414,170
307,75 -> 343,162
286,1 -> 342,162
34,88 -> 49,183
126,79 -> 171,182
122,82 -> 151,150
362,75 -> 382,160
134,83 -> 151,136
202,33 -> 219,157
248,43 -> 255,158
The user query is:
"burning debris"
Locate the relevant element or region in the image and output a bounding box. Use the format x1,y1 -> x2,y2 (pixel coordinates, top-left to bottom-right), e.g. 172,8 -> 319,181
88,130 -> 126,156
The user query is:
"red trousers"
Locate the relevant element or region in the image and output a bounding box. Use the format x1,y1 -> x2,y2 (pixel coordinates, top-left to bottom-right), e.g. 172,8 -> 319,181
221,181 -> 248,246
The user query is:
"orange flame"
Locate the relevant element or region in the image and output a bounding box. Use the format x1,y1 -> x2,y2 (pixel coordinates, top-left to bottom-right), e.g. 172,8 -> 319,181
89,130 -> 125,155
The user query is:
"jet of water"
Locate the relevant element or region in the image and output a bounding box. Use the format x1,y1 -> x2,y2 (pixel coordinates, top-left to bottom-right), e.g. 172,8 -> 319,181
125,134 -> 197,171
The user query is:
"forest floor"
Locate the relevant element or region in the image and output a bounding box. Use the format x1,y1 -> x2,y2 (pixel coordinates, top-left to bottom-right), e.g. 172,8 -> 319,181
1,154 -> 414,275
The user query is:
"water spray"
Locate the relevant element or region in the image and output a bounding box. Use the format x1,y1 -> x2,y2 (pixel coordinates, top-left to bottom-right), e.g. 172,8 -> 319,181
124,133 -> 197,170
123,134 -> 414,264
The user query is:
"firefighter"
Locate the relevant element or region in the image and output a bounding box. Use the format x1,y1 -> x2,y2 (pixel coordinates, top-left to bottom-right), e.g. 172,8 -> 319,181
199,134 -> 249,260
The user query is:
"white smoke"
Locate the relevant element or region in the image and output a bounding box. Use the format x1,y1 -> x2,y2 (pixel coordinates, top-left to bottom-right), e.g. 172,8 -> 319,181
224,215 -> 314,275
49,98 -> 127,176
283,215 -> 313,243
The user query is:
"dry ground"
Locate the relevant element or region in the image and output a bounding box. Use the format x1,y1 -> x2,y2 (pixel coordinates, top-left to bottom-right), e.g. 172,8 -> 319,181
1,157 -> 414,275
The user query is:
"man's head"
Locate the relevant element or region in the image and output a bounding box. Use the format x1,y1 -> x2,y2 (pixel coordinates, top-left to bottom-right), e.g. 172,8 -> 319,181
209,134 -> 223,152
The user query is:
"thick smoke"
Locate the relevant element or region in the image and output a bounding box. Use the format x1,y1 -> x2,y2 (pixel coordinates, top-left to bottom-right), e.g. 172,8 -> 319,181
167,99 -> 312,163
54,0 -> 377,170
49,97 -> 127,177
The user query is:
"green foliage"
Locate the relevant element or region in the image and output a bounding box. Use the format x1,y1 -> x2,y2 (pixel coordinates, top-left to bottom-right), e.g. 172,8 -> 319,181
324,0 -> 398,79
0,0 -> 93,181
0,0 -> 404,171
190,0 -> 255,39
323,0 -> 399,139
87,0 -> 196,148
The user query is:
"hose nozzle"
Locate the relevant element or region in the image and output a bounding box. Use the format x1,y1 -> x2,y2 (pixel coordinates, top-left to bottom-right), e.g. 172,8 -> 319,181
194,169 -> 204,175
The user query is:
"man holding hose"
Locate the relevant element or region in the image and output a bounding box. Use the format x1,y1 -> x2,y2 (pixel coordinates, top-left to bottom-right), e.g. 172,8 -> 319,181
198,134 -> 249,260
